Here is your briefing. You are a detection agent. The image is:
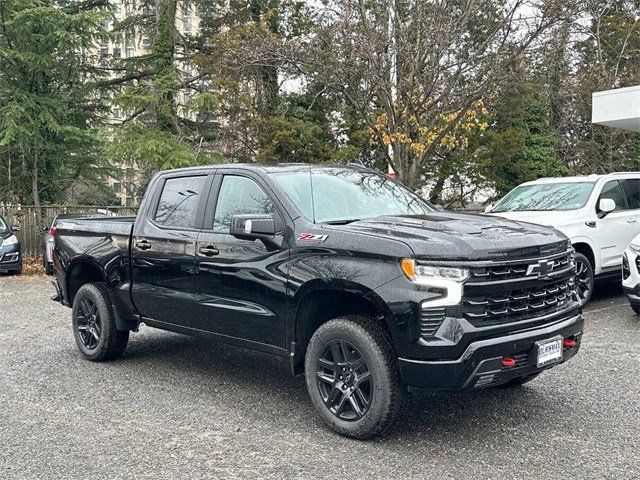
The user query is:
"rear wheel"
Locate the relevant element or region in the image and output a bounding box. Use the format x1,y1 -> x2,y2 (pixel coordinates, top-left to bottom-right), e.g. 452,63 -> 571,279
304,315 -> 407,439
72,283 -> 129,361
574,253 -> 594,307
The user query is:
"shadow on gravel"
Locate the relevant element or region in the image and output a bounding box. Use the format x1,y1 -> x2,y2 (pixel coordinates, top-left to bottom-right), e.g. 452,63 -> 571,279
590,279 -> 623,303
112,329 -> 580,442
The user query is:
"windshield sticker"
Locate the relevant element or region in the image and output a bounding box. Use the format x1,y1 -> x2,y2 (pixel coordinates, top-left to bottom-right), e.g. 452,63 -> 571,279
299,233 -> 328,243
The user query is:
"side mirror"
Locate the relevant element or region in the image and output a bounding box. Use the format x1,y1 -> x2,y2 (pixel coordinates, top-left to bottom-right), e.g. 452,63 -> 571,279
11,225 -> 20,232
229,214 -> 280,246
484,203 -> 494,213
598,198 -> 616,218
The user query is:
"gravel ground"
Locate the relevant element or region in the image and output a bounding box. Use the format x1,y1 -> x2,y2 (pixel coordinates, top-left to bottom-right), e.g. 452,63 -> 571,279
1,275 -> 639,479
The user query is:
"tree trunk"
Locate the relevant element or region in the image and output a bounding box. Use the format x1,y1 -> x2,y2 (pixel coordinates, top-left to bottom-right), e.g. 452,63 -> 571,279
154,0 -> 178,133
31,153 -> 41,223
250,0 -> 279,115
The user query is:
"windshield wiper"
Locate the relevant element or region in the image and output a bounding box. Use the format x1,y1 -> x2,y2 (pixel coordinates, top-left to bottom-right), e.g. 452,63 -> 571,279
323,219 -> 361,225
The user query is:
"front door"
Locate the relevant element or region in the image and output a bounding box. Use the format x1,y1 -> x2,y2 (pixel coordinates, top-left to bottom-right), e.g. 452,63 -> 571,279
131,173 -> 211,328
195,172 -> 289,349
594,180 -> 639,269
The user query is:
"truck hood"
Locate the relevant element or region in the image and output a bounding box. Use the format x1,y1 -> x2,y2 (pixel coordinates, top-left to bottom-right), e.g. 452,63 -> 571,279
487,210 -> 579,227
339,212 -> 567,261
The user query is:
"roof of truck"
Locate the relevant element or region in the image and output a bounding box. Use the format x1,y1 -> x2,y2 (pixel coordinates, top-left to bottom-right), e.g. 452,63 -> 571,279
157,163 -> 375,175
521,172 -> 640,185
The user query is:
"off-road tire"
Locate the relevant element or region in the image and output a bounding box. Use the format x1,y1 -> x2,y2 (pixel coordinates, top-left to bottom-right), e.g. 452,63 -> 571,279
72,283 -> 129,361
304,315 -> 408,440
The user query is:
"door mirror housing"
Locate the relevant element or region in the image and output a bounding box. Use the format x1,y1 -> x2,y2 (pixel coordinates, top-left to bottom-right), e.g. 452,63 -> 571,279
229,214 -> 281,247
598,198 -> 616,217
484,203 -> 494,213
11,225 -> 20,232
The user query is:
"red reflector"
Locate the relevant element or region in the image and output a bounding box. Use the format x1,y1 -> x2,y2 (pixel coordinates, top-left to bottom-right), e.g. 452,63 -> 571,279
563,339 -> 576,348
501,357 -> 516,368
50,227 -> 57,237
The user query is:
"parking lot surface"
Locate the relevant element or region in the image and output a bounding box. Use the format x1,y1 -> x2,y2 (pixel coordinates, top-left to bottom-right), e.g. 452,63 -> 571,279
1,276 -> 639,479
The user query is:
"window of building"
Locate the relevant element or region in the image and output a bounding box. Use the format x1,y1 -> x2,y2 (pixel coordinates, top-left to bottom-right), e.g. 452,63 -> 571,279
113,182 -> 122,193
113,47 -> 121,59
155,176 -> 207,228
142,36 -> 151,47
125,48 -> 134,58
213,176 -> 277,232
100,47 -> 109,58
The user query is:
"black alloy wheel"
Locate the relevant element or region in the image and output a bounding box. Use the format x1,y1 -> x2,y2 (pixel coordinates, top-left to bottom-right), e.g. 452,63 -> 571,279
75,297 -> 102,350
316,340 -> 372,421
71,283 -> 129,361
574,253 -> 594,306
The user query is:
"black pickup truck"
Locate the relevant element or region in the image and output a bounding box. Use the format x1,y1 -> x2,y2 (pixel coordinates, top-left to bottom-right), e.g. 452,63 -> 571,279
52,164 -> 583,439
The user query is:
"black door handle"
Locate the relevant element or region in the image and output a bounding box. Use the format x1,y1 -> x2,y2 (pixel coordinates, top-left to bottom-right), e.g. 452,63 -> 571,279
199,245 -> 219,257
136,240 -> 152,251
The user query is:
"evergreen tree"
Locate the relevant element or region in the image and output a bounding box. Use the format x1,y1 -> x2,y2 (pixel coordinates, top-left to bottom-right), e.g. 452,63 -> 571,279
0,0 -> 109,211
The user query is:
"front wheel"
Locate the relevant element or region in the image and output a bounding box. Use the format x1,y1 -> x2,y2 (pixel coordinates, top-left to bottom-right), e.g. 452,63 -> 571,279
72,283 -> 129,361
574,253 -> 594,307
630,302 -> 640,315
304,315 -> 407,439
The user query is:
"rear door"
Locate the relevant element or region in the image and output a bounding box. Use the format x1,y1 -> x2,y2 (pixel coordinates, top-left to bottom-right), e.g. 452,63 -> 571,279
131,172 -> 213,329
594,179 -> 639,269
194,170 -> 290,349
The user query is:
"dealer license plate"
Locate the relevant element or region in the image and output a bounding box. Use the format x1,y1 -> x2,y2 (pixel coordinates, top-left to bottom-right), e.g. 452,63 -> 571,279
536,337 -> 563,368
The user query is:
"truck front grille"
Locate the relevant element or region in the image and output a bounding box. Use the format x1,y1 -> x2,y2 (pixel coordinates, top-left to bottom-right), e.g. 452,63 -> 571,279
461,249 -> 578,326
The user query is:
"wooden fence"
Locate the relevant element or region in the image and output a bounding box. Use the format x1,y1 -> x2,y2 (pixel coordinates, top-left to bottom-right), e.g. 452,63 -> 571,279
0,205 -> 137,258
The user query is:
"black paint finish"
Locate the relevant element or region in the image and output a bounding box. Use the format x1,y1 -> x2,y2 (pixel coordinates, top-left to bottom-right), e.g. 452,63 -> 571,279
53,163 -> 583,390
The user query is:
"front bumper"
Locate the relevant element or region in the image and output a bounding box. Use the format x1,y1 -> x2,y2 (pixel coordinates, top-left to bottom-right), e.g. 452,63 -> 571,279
0,244 -> 21,271
623,245 -> 640,305
398,313 -> 583,391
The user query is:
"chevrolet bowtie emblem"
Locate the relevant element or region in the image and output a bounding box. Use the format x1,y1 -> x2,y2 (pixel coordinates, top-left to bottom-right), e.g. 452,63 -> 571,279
526,259 -> 555,277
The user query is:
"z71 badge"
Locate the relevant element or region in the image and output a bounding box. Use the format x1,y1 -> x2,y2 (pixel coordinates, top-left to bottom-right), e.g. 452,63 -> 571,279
299,233 -> 328,243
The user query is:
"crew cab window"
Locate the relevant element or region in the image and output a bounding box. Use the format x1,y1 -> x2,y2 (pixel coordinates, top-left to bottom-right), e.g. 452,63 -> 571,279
599,180 -> 629,212
155,175 -> 207,228
213,175 -> 277,232
622,179 -> 640,209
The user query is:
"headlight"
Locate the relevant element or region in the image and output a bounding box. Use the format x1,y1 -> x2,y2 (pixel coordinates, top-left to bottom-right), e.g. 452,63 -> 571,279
401,259 -> 468,307
401,259 -> 469,283
1,235 -> 18,248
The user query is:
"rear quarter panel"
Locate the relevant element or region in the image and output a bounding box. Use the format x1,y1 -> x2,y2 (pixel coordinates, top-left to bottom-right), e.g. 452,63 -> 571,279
55,217 -> 136,320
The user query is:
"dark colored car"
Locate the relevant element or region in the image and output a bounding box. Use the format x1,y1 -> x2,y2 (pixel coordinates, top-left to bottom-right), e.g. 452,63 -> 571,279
51,164 -> 583,439
0,215 -> 22,275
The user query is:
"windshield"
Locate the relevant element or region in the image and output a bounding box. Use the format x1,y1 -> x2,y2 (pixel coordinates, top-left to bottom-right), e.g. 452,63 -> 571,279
0,217 -> 6,231
271,168 -> 435,223
492,182 -> 596,212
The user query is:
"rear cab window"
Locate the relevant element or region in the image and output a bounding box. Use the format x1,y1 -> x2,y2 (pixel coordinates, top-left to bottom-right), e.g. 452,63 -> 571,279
155,175 -> 208,229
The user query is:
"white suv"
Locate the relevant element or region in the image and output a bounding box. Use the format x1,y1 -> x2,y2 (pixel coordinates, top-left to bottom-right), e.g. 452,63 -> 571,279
487,173 -> 640,305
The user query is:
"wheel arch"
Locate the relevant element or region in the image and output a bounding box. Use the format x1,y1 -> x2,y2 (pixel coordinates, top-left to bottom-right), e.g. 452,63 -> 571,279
289,279 -> 395,375
572,240 -> 596,272
65,257 -> 109,307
